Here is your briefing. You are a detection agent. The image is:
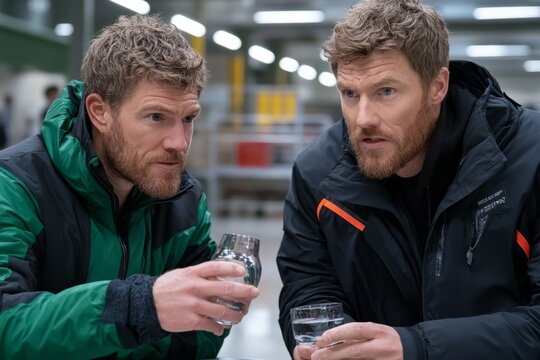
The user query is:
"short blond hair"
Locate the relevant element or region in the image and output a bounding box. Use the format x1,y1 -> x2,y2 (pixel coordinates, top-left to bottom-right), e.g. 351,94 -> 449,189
323,0 -> 449,87
81,15 -> 207,111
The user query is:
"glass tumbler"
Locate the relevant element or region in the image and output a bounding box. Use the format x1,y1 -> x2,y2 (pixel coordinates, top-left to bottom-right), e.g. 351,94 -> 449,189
211,233 -> 262,325
291,302 -> 344,346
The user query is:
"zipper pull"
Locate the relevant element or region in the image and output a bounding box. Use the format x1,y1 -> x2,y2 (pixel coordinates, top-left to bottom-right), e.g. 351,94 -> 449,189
466,248 -> 474,266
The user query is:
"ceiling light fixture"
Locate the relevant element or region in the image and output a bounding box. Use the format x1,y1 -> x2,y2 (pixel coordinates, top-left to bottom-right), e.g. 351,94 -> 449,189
473,6 -> 540,20
248,45 -> 275,64
55,23 -> 74,37
171,14 -> 206,37
253,11 -> 325,24
109,0 -> 150,15
213,30 -> 242,50
279,57 -> 299,72
524,60 -> 540,72
466,45 -> 531,57
297,65 -> 317,80
318,72 -> 336,87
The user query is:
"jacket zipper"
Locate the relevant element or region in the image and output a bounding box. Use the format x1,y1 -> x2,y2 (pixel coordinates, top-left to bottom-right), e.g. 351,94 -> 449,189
89,158 -> 130,279
117,216 -> 130,279
435,213 -> 447,277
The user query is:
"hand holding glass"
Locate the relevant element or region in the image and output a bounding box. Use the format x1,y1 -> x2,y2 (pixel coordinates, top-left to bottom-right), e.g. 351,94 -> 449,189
291,302 -> 344,346
211,233 -> 262,326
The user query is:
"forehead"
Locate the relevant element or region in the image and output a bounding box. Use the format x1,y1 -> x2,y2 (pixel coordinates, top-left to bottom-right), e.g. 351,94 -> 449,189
128,80 -> 198,99
337,50 -> 420,87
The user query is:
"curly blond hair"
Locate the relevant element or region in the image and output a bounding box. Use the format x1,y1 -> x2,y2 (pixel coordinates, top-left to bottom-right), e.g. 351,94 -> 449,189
323,0 -> 449,87
81,14 -> 207,111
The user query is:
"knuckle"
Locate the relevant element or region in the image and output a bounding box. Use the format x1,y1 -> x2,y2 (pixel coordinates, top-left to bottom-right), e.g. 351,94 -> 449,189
222,281 -> 235,296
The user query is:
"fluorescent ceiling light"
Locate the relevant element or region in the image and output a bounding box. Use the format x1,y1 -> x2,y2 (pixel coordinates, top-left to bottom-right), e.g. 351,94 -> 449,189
474,6 -> 540,20
466,45 -> 531,57
213,30 -> 241,50
171,14 -> 206,37
253,10 -> 325,24
318,72 -> 336,87
298,65 -> 317,80
55,23 -> 73,37
279,57 -> 299,72
109,0 -> 150,14
524,60 -> 540,72
248,45 -> 275,64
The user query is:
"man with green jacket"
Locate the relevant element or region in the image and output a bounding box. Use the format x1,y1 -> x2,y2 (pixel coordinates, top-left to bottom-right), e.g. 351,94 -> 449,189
0,15 -> 259,359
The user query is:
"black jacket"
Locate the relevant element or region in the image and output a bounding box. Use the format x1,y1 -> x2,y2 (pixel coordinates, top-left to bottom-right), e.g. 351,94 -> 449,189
277,61 -> 540,359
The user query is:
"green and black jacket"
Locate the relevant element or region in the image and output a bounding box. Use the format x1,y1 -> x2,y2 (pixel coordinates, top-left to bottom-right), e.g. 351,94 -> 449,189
0,80 -> 225,359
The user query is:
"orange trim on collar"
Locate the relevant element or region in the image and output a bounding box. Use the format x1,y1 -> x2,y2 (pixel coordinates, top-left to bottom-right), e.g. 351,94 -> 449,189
516,231 -> 530,259
317,198 -> 365,232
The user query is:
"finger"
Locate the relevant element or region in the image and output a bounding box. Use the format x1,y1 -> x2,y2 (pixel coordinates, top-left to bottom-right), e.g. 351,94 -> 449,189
317,322 -> 378,347
200,300 -> 245,325
194,261 -> 246,278
295,345 -> 316,360
199,279 -> 259,300
313,339 -> 382,360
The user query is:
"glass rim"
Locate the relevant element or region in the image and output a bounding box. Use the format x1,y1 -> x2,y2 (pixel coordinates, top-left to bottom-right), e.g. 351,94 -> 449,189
222,232 -> 260,239
291,302 -> 342,311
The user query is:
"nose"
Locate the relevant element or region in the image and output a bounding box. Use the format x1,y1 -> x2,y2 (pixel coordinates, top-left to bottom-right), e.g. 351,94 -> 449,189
355,98 -> 379,129
162,121 -> 190,152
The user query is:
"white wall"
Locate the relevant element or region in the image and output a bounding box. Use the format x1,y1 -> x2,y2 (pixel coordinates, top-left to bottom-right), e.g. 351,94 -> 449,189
0,68 -> 67,145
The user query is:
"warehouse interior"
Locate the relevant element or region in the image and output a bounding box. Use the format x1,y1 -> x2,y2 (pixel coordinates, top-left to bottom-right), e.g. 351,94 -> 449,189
1,0 -> 540,358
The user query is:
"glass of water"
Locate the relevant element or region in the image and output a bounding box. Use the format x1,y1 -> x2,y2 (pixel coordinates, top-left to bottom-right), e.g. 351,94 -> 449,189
291,302 -> 344,346
211,233 -> 262,326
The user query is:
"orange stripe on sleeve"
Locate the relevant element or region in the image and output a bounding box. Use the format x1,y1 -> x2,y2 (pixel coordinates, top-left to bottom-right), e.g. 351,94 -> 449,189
516,231 -> 530,259
316,199 -> 365,232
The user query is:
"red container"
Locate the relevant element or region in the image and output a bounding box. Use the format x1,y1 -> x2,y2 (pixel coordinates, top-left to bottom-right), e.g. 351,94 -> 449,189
236,142 -> 272,167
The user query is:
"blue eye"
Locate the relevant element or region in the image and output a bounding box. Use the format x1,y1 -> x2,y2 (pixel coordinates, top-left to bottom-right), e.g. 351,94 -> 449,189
149,113 -> 162,122
343,89 -> 356,98
381,88 -> 396,96
183,115 -> 197,124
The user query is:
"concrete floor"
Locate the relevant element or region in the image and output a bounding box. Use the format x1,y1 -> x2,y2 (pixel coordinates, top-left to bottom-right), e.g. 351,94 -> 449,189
211,216 -> 290,360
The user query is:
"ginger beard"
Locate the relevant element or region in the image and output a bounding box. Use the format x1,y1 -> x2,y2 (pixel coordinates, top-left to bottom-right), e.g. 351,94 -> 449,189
102,118 -> 187,199
349,98 -> 437,180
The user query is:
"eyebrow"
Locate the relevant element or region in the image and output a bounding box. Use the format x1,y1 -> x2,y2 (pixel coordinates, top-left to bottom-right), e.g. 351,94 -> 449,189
337,77 -> 403,90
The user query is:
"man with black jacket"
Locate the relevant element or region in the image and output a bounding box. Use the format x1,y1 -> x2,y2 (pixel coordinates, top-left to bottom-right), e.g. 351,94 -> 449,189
0,15 -> 258,359
277,0 -> 540,359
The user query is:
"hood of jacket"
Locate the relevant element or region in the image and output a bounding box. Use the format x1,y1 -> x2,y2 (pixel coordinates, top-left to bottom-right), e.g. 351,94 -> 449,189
400,60 -> 520,217
40,80 -> 191,217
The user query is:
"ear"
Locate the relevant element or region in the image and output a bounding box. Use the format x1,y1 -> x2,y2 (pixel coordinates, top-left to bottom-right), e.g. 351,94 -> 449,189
85,93 -> 111,134
429,67 -> 449,106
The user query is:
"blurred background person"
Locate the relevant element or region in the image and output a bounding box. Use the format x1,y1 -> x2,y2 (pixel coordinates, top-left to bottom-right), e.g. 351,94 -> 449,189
41,84 -> 59,121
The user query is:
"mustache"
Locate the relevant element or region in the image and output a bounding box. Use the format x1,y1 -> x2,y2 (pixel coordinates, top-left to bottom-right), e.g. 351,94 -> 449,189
152,151 -> 187,163
350,127 -> 393,141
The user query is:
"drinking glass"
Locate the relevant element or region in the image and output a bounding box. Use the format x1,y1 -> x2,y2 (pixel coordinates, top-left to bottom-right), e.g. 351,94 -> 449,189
211,233 -> 262,326
291,302 -> 344,346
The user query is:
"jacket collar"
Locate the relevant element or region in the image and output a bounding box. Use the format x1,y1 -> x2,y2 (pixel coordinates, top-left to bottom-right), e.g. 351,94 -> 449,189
319,61 -> 515,218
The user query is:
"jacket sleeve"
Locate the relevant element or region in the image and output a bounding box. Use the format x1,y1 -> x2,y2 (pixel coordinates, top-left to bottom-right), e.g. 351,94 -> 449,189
277,164 -> 355,354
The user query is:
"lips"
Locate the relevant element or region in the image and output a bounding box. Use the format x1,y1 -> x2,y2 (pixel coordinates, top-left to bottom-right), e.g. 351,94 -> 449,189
363,137 -> 385,143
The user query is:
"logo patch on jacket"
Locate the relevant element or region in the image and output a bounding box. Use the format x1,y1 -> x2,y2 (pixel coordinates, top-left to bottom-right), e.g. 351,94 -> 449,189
467,189 -> 507,265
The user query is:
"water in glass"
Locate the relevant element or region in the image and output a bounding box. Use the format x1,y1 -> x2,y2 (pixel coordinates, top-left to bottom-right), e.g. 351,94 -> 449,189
211,233 -> 262,326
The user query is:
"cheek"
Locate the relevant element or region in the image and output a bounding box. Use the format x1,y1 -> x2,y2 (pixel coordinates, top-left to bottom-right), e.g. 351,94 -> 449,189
341,105 -> 357,128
